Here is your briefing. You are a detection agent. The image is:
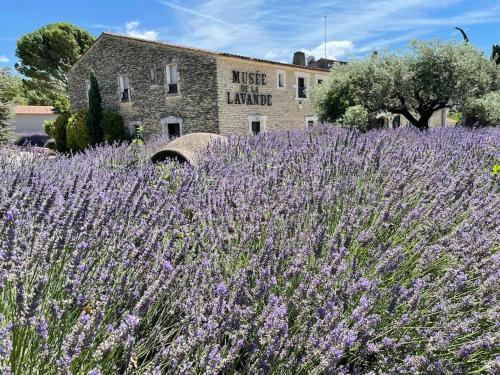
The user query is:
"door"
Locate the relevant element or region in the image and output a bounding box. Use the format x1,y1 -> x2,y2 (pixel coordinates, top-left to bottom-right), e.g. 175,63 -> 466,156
167,123 -> 181,138
251,121 -> 261,134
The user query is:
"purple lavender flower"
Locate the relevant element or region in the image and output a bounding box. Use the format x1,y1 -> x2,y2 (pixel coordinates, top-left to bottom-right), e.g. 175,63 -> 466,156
215,283 -> 227,295
0,126 -> 497,373
163,260 -> 173,272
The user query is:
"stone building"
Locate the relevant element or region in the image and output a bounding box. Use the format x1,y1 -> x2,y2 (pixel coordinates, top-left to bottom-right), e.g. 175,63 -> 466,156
68,33 -> 333,139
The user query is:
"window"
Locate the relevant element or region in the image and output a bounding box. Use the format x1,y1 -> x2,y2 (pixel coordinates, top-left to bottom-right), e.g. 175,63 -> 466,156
251,121 -> 261,134
150,64 -> 157,84
161,116 -> 183,138
167,123 -> 181,138
119,75 -> 131,102
165,63 -> 179,94
276,70 -> 286,90
316,74 -> 327,85
392,115 -> 401,129
298,78 -> 306,98
127,121 -> 142,137
247,115 -> 267,135
377,116 -> 389,127
295,73 -> 309,99
305,115 -> 318,127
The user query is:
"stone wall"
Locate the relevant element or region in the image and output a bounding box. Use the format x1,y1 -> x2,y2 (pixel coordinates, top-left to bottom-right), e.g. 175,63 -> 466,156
377,109 -> 448,128
215,56 -> 327,136
68,34 -> 220,139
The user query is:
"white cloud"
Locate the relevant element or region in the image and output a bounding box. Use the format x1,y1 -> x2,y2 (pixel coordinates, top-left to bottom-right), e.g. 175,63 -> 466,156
125,21 -> 159,40
87,21 -> 160,40
0,55 -> 9,63
155,0 -> 500,61
302,40 -> 355,60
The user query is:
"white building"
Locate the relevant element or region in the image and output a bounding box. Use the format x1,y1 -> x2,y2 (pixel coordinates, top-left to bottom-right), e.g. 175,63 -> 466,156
11,106 -> 58,135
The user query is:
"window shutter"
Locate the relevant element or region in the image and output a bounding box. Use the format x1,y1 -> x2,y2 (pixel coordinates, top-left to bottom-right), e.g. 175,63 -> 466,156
150,65 -> 156,83
119,76 -> 124,92
165,65 -> 171,85
154,67 -> 162,85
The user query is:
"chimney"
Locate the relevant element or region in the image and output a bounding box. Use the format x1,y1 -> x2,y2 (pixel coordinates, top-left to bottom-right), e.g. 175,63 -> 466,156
293,52 -> 306,66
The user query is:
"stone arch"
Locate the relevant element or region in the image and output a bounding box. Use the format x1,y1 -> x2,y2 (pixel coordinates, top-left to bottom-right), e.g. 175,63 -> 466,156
151,133 -> 228,166
392,115 -> 401,129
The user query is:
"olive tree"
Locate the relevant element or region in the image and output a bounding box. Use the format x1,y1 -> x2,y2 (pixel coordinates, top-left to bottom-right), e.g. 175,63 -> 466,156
312,40 -> 499,129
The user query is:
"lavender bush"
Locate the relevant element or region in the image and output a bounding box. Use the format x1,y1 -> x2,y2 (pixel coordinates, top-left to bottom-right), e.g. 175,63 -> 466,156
0,127 -> 499,374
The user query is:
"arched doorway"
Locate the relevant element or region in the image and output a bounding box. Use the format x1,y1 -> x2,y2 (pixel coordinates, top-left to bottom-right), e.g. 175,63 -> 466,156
377,116 -> 389,128
392,115 -> 401,129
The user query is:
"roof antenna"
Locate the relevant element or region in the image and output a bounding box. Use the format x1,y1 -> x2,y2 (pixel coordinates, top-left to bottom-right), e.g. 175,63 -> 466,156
324,15 -> 327,60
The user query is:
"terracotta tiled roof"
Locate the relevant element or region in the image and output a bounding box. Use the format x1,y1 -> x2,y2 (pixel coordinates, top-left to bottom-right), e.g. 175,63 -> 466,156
96,33 -> 332,72
14,106 -> 56,115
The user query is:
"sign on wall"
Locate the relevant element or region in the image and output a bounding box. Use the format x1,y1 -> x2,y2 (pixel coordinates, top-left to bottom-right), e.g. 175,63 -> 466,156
226,70 -> 272,106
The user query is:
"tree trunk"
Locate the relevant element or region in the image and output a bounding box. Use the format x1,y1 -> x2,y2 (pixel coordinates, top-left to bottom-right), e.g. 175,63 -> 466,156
415,116 -> 430,130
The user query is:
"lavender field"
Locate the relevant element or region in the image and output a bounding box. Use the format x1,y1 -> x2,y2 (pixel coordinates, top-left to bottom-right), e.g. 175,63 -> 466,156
0,127 -> 499,374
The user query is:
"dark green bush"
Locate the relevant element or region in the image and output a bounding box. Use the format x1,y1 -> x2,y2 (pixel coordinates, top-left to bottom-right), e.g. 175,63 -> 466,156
101,111 -> 128,143
44,112 -> 70,152
66,110 -> 91,152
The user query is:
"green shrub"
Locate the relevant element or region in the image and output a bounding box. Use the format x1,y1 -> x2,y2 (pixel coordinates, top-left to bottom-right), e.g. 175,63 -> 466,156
66,110 -> 91,152
339,105 -> 369,131
101,111 -> 128,143
0,101 -> 14,145
466,91 -> 500,126
44,112 -> 70,152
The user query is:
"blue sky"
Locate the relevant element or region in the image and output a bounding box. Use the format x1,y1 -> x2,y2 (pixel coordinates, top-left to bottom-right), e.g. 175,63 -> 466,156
0,0 -> 499,68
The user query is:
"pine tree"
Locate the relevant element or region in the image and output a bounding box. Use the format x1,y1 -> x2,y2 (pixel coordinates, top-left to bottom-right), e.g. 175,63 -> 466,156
87,70 -> 103,144
492,45 -> 500,65
0,101 -> 14,145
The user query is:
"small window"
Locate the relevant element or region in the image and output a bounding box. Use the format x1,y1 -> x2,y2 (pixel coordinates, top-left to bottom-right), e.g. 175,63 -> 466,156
167,123 -> 181,138
119,75 -> 131,102
305,116 -> 317,127
161,116 -> 183,137
297,77 -> 306,98
317,79 -> 324,85
127,121 -> 142,137
150,64 -> 157,84
251,121 -> 261,134
166,63 -> 179,94
276,70 -> 286,90
392,115 -> 401,129
85,80 -> 91,101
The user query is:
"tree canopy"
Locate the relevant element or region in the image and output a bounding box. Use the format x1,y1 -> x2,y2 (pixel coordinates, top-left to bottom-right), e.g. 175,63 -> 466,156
492,45 -> 500,65
465,90 -> 500,125
0,101 -> 14,144
312,40 -> 500,129
0,68 -> 26,104
15,23 -> 95,112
